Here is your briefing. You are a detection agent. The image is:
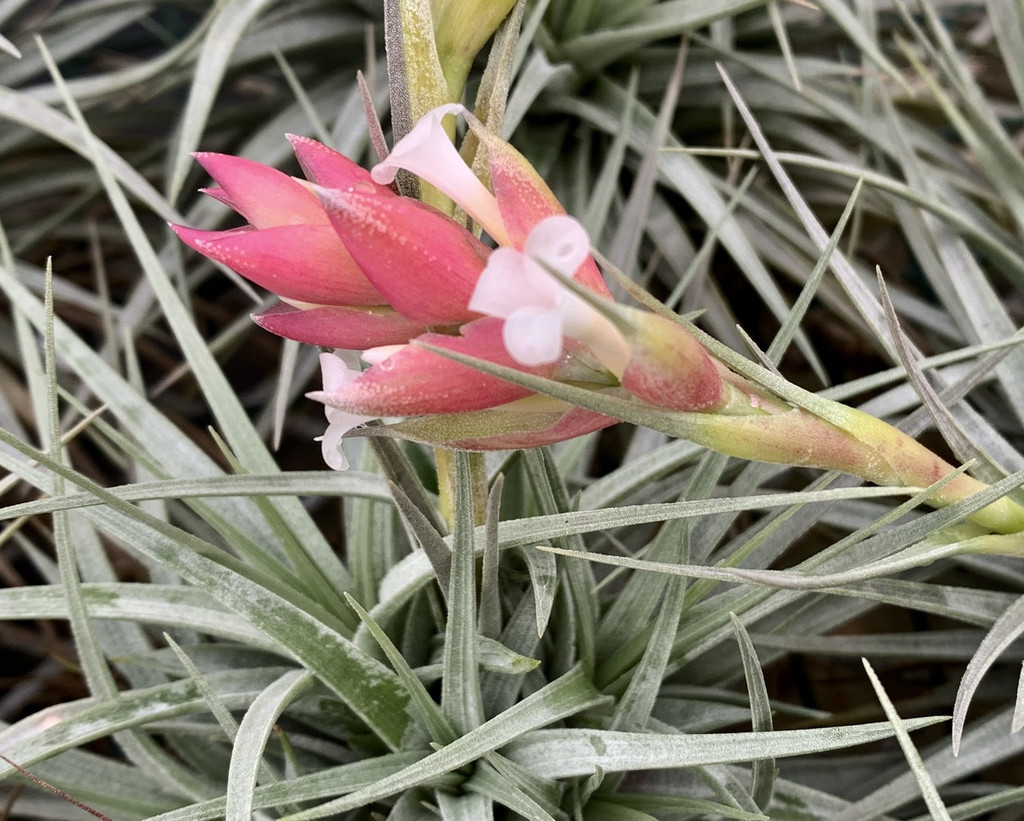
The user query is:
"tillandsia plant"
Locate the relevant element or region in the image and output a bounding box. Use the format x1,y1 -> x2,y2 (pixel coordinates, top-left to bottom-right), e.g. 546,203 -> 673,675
8,0 -> 1024,820
176,104 -> 1024,537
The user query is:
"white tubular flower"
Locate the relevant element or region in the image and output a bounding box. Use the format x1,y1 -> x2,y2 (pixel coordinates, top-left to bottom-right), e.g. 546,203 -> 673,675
315,352 -> 374,470
370,104 -> 509,245
469,215 -> 628,373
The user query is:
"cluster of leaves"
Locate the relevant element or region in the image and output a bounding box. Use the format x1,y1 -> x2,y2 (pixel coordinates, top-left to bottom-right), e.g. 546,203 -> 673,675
1,1 -> 1024,819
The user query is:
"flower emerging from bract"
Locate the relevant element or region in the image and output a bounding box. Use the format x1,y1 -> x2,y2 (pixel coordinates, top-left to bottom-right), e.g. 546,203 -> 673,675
317,353 -> 374,470
469,214 -> 630,374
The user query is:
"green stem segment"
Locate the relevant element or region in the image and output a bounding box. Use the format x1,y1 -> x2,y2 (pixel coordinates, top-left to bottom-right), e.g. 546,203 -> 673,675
436,448 -> 488,530
686,401 -> 1024,535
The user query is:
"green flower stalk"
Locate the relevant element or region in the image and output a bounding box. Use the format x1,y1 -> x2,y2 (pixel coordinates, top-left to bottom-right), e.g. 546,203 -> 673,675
383,0 -> 516,249
674,390 -> 1024,535
386,0 -> 516,128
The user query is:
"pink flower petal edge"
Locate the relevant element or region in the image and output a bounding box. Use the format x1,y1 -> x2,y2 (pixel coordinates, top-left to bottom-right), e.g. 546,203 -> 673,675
287,134 -> 392,192
171,223 -> 384,307
252,303 -> 428,349
193,152 -> 327,229
307,319 -> 552,418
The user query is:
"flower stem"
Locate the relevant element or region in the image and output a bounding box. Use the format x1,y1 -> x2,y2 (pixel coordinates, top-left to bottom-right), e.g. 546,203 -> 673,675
436,448 -> 488,530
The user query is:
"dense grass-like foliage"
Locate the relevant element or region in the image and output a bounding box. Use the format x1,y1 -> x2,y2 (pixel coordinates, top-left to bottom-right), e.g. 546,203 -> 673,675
2,1 -> 1024,819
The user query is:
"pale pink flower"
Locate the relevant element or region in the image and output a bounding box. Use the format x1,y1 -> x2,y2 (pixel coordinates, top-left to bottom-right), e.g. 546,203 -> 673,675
316,353 -> 374,470
468,214 -> 629,374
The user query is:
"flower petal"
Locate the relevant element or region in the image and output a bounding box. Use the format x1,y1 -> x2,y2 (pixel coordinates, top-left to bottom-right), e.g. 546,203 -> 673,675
502,306 -> 564,366
287,135 -> 394,193
523,215 -> 590,275
320,411 -> 353,469
198,186 -> 234,208
370,104 -> 509,245
194,152 -> 327,229
467,247 -> 556,317
317,353 -> 374,470
361,344 -> 407,365
469,215 -> 626,370
252,303 -> 427,349
172,223 -> 384,306
307,318 -> 547,417
318,188 -> 490,324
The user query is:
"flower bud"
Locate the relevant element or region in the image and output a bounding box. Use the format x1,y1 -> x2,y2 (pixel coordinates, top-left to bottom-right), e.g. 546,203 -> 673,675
432,0 -> 517,99
618,309 -> 725,412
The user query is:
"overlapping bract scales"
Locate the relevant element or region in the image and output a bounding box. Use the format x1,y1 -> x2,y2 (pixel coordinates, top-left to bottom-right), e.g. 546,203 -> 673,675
174,106 -> 727,467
